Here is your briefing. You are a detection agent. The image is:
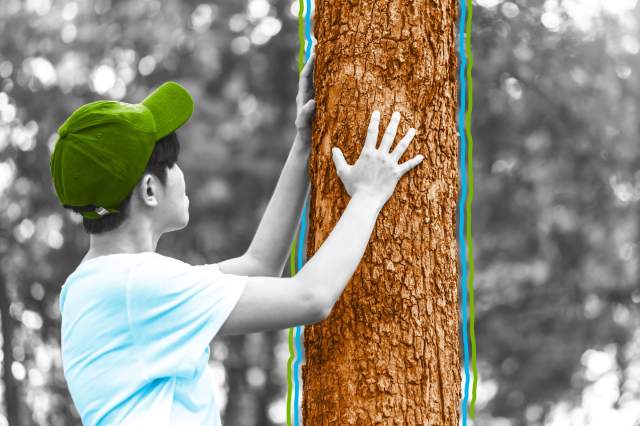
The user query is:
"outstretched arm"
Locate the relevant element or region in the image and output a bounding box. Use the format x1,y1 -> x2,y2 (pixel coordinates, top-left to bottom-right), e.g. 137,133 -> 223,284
246,49 -> 316,276
245,134 -> 311,276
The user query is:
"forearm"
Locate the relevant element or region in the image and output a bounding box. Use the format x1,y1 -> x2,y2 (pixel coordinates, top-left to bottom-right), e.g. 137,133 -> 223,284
296,191 -> 383,312
246,135 -> 310,275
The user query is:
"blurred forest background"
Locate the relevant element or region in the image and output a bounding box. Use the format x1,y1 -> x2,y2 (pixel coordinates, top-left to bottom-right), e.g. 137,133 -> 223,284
0,0 -> 638,425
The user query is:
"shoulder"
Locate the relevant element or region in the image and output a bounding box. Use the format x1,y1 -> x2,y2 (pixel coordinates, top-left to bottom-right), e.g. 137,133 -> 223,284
137,252 -> 220,275
128,253 -> 221,295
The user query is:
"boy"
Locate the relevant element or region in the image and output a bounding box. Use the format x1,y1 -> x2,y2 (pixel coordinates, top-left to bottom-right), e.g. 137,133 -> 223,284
50,57 -> 423,425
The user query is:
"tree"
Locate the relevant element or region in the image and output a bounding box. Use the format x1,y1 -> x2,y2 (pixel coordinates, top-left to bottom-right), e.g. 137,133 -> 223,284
0,267 -> 21,426
301,0 -> 461,423
470,3 -> 640,423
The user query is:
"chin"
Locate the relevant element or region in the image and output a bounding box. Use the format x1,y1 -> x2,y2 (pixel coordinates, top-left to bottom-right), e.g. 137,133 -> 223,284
166,216 -> 189,233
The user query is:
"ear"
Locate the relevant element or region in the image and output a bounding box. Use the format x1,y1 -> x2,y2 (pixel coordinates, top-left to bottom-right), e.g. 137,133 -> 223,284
139,173 -> 159,207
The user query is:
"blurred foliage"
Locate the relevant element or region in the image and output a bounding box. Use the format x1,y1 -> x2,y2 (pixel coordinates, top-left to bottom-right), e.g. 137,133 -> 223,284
471,0 -> 640,424
1,0 -> 639,425
0,0 -> 305,424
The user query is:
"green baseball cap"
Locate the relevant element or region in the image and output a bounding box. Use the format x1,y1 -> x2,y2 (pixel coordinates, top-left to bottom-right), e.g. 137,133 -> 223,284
50,81 -> 194,220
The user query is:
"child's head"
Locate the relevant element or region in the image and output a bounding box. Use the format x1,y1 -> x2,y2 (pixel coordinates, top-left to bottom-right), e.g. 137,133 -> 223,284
64,131 -> 188,235
50,81 -> 194,238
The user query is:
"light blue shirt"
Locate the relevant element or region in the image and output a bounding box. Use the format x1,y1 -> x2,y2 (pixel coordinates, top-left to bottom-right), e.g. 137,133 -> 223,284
59,252 -> 248,426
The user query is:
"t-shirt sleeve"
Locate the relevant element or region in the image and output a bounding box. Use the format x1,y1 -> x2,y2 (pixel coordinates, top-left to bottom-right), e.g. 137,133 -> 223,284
126,255 -> 248,379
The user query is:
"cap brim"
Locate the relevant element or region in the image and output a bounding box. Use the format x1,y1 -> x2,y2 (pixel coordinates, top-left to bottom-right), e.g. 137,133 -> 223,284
140,81 -> 194,140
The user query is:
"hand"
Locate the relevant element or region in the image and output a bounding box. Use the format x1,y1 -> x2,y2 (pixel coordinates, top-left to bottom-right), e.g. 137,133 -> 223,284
331,110 -> 424,205
295,46 -> 316,139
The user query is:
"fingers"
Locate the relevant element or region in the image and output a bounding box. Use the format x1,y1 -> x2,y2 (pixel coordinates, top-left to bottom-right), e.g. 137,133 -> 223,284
302,99 -> 316,113
303,47 -> 315,76
304,99 -> 316,120
397,154 -> 425,176
331,146 -> 350,177
363,110 -> 380,151
378,111 -> 401,153
297,51 -> 315,106
295,99 -> 316,129
302,99 -> 315,113
300,59 -> 314,85
300,47 -> 315,83
390,127 -> 416,161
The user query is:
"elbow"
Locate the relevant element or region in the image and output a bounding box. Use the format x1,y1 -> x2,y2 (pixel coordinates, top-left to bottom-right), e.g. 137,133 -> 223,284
318,303 -> 332,322
311,289 -> 332,323
295,274 -> 330,323
264,260 -> 286,277
253,257 -> 283,277
310,301 -> 329,324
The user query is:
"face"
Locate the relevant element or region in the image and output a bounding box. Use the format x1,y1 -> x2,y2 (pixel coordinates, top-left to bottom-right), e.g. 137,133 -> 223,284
162,163 -> 190,232
138,163 -> 189,233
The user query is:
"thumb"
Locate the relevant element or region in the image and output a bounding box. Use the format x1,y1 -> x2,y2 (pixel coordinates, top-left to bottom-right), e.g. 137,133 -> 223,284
304,99 -> 316,113
331,147 -> 349,176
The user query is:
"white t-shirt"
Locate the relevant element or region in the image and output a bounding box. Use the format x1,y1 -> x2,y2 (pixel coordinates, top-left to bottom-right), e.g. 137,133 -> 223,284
59,251 -> 249,426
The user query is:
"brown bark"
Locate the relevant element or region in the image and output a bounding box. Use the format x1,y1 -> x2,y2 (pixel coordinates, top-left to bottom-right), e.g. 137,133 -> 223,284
302,0 -> 460,424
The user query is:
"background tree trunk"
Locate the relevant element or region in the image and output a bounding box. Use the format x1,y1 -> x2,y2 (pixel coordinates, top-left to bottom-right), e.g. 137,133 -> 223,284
256,331 -> 282,426
302,0 -> 460,424
0,268 -> 21,426
223,335 -> 255,425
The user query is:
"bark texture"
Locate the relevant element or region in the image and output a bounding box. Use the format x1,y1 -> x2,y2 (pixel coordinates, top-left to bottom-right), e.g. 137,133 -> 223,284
302,0 -> 460,424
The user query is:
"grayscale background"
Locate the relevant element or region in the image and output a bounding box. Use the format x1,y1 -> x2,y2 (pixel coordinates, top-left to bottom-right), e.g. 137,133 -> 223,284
0,0 -> 638,425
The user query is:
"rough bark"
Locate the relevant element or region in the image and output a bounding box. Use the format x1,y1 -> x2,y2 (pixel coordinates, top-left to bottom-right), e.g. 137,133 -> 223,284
302,0 -> 460,424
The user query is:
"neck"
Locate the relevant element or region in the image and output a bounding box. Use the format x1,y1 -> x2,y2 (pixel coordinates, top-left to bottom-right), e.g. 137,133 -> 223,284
85,218 -> 159,258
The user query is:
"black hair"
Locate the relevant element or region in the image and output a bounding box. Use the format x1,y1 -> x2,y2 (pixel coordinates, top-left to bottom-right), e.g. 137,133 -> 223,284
64,131 -> 181,234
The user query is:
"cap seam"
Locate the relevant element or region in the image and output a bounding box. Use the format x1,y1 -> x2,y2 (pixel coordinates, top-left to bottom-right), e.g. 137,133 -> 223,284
60,119 -> 158,136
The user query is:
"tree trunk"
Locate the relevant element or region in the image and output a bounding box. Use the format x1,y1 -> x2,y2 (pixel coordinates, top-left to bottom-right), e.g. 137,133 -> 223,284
302,0 -> 460,424
0,269 -> 21,426
256,331 -> 281,426
222,335 -> 255,425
